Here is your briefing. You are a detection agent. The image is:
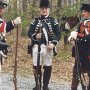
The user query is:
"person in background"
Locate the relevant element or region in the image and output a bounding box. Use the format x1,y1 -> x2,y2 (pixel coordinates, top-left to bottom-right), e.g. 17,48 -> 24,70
0,1 -> 21,64
68,3 -> 90,90
28,0 -> 61,90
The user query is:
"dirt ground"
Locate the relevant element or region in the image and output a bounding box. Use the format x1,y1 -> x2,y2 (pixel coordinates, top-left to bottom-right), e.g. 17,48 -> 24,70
1,33 -> 75,86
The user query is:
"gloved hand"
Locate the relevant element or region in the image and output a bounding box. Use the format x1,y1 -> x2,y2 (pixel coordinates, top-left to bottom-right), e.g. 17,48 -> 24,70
68,31 -> 78,41
14,17 -> 21,25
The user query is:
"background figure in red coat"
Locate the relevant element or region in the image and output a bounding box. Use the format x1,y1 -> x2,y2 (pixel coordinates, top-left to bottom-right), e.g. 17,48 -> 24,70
0,1 -> 21,66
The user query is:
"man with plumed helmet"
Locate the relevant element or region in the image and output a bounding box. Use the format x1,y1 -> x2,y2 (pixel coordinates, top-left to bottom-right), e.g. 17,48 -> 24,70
68,3 -> 90,90
28,0 -> 61,90
0,1 -> 21,62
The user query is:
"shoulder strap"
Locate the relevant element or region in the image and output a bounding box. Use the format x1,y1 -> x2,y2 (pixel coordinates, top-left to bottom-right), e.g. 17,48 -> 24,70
40,20 -> 48,32
40,20 -> 49,44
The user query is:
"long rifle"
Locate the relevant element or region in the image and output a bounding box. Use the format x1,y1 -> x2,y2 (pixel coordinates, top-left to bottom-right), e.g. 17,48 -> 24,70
0,55 -> 2,72
0,55 -> 2,65
13,25 -> 19,90
75,39 -> 86,90
35,20 -> 42,90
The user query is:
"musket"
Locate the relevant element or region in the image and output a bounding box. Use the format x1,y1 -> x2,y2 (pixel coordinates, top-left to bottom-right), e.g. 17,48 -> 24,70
0,53 -> 3,66
35,20 -> 42,90
13,25 -> 19,90
0,55 -> 2,65
75,39 -> 86,90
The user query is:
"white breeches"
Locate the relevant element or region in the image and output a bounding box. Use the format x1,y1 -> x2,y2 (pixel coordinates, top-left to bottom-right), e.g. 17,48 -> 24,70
32,44 -> 53,66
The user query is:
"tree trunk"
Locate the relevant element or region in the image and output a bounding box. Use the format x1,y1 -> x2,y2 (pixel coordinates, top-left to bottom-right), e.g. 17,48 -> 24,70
22,0 -> 27,14
57,0 -> 62,8
31,0 -> 37,18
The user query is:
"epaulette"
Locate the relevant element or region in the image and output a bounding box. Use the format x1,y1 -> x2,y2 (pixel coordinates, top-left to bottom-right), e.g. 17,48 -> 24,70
30,18 -> 38,25
54,18 -> 59,25
49,17 -> 59,25
49,17 -> 54,20
35,17 -> 39,20
30,19 -> 36,25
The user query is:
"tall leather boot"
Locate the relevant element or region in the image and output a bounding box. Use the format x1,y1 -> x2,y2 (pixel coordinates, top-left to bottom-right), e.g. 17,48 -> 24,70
33,66 -> 42,90
43,66 -> 52,90
71,67 -> 79,90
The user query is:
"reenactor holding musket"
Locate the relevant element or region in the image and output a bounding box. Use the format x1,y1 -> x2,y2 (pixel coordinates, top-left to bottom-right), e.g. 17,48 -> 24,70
28,0 -> 61,90
0,1 -> 21,65
68,3 -> 90,90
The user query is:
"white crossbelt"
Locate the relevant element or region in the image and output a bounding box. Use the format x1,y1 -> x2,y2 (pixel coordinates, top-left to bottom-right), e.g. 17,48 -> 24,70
84,19 -> 90,35
42,27 -> 48,45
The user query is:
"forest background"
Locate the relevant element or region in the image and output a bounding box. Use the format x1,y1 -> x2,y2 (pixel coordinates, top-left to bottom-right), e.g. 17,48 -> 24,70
2,0 -> 89,36
1,0 -> 90,85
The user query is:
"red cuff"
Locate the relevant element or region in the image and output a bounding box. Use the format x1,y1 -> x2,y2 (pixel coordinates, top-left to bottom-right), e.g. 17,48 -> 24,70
77,33 -> 85,37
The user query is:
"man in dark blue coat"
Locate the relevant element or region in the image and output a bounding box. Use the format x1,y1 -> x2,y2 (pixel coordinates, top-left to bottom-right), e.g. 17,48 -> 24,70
28,0 -> 61,90
68,3 -> 90,90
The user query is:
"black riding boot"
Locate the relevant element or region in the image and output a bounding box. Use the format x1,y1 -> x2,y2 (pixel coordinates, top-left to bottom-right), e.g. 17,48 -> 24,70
33,66 -> 42,90
71,67 -> 79,90
43,66 -> 52,90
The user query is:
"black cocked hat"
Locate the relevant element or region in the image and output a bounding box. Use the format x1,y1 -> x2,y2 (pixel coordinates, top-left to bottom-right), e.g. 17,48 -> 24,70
39,0 -> 50,8
0,1 -> 7,9
81,3 -> 90,12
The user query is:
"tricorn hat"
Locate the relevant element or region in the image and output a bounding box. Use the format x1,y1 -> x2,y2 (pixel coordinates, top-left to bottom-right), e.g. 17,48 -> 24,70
0,1 -> 7,9
81,3 -> 90,12
39,0 -> 50,8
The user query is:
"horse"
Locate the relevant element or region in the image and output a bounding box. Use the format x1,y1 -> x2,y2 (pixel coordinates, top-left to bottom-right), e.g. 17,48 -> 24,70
60,16 -> 80,49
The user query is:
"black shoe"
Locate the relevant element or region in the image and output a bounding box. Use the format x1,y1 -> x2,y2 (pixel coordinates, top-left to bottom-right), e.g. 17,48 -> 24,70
71,87 -> 77,90
33,86 -> 41,90
43,86 -> 49,90
33,87 -> 37,90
